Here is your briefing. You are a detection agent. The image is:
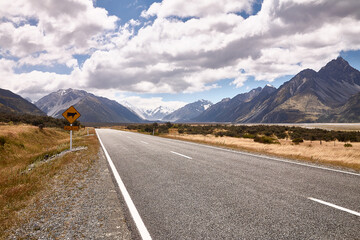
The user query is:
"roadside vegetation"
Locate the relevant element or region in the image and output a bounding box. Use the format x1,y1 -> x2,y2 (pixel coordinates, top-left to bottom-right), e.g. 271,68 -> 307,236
121,123 -> 360,171
0,112 -> 80,128
125,123 -> 360,143
0,124 -> 98,238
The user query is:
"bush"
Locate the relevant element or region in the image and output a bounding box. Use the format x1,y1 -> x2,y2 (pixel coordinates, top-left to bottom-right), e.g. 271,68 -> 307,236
243,133 -> 255,139
292,138 -> 304,144
344,143 -> 353,147
254,135 -> 278,144
0,136 -> 6,147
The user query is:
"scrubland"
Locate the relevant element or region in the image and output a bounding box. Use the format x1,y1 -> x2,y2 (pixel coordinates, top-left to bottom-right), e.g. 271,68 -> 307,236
0,124 -> 98,238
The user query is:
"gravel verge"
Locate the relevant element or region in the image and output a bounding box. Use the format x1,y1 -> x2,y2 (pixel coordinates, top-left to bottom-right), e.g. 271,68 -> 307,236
7,147 -> 132,240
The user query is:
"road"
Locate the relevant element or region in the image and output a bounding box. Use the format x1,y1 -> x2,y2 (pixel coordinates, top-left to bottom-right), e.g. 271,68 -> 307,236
96,129 -> 360,239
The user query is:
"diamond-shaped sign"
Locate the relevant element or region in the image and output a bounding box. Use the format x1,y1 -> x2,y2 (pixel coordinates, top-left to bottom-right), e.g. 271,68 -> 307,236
62,106 -> 81,124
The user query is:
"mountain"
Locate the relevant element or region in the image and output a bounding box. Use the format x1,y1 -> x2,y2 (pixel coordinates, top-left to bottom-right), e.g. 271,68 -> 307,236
0,88 -> 44,115
238,57 -> 360,123
142,106 -> 176,121
319,92 -> 360,123
35,89 -> 143,123
162,100 -> 213,122
194,87 -> 265,122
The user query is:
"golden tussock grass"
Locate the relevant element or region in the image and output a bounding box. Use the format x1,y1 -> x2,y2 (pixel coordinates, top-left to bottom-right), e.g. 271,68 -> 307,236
163,133 -> 360,171
0,124 -> 99,238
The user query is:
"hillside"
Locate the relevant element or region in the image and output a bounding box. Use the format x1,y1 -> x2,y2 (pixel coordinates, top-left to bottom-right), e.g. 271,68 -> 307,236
0,88 -> 44,115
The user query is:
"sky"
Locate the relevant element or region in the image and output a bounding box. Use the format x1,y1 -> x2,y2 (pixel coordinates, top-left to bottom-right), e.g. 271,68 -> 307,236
1,0 -> 360,111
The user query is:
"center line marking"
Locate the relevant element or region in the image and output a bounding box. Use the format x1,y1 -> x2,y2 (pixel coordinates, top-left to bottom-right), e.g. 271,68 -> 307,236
308,197 -> 360,217
127,136 -> 131,139
170,151 -> 193,159
140,141 -> 149,144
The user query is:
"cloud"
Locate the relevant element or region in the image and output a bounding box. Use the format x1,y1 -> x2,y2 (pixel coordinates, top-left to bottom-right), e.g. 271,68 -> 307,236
141,0 -> 255,18
0,0 -> 118,61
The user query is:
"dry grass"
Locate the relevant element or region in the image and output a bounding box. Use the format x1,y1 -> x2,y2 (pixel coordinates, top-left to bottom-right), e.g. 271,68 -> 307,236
0,124 -> 99,238
163,133 -> 360,171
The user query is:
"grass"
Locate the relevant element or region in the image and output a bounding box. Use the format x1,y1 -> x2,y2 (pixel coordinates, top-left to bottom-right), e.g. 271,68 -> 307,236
162,132 -> 360,172
0,124 -> 99,239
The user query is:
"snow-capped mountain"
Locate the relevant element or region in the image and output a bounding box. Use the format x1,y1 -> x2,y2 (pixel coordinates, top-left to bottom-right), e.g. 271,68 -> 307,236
162,99 -> 213,122
121,101 -> 179,121
142,106 -> 176,121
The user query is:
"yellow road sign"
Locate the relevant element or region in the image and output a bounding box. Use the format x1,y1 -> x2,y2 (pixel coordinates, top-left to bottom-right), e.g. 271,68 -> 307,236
62,106 -> 81,124
64,126 -> 80,131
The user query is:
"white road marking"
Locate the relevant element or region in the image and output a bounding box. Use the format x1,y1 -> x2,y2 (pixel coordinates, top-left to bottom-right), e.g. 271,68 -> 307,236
96,130 -> 152,240
308,197 -> 360,217
127,136 -> 132,139
170,151 -> 193,159
140,141 -> 149,145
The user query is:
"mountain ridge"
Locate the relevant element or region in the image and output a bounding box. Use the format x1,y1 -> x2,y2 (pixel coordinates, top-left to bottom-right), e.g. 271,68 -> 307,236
35,89 -> 143,123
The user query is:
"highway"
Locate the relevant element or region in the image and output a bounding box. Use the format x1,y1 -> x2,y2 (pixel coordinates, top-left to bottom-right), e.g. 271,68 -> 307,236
96,129 -> 360,239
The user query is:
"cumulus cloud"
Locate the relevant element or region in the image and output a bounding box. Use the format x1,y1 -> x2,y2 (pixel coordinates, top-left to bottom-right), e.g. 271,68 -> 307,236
1,0 -> 360,106
0,0 -> 118,62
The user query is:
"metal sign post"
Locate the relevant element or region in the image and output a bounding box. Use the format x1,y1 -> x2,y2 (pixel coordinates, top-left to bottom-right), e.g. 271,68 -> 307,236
70,124 -> 73,151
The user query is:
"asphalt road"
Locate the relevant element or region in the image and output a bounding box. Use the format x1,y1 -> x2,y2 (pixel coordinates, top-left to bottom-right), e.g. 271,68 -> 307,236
96,129 -> 360,239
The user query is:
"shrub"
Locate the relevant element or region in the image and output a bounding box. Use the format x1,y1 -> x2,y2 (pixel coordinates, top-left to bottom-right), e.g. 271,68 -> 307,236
292,138 -> 304,144
344,143 -> 353,147
243,133 -> 255,139
0,136 -> 6,147
254,135 -> 278,144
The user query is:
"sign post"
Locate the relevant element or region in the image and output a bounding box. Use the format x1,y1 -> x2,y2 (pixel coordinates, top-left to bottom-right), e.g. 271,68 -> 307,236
62,106 -> 81,151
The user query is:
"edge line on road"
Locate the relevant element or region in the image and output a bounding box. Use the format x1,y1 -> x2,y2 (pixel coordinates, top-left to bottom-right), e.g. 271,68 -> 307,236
96,130 -> 152,240
170,151 -> 193,159
308,197 -> 360,217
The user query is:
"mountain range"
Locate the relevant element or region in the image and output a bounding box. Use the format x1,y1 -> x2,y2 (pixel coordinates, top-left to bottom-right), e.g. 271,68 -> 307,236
1,57 -> 359,124
35,89 -> 143,123
195,57 -> 360,123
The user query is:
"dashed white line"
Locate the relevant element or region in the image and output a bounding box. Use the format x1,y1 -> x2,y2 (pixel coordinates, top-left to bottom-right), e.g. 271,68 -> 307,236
127,136 -> 132,139
308,197 -> 360,217
170,151 -> 193,159
140,141 -> 149,145
96,130 -> 152,240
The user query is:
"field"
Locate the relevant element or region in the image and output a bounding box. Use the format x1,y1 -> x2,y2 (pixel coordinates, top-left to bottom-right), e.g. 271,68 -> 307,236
0,124 -> 98,238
